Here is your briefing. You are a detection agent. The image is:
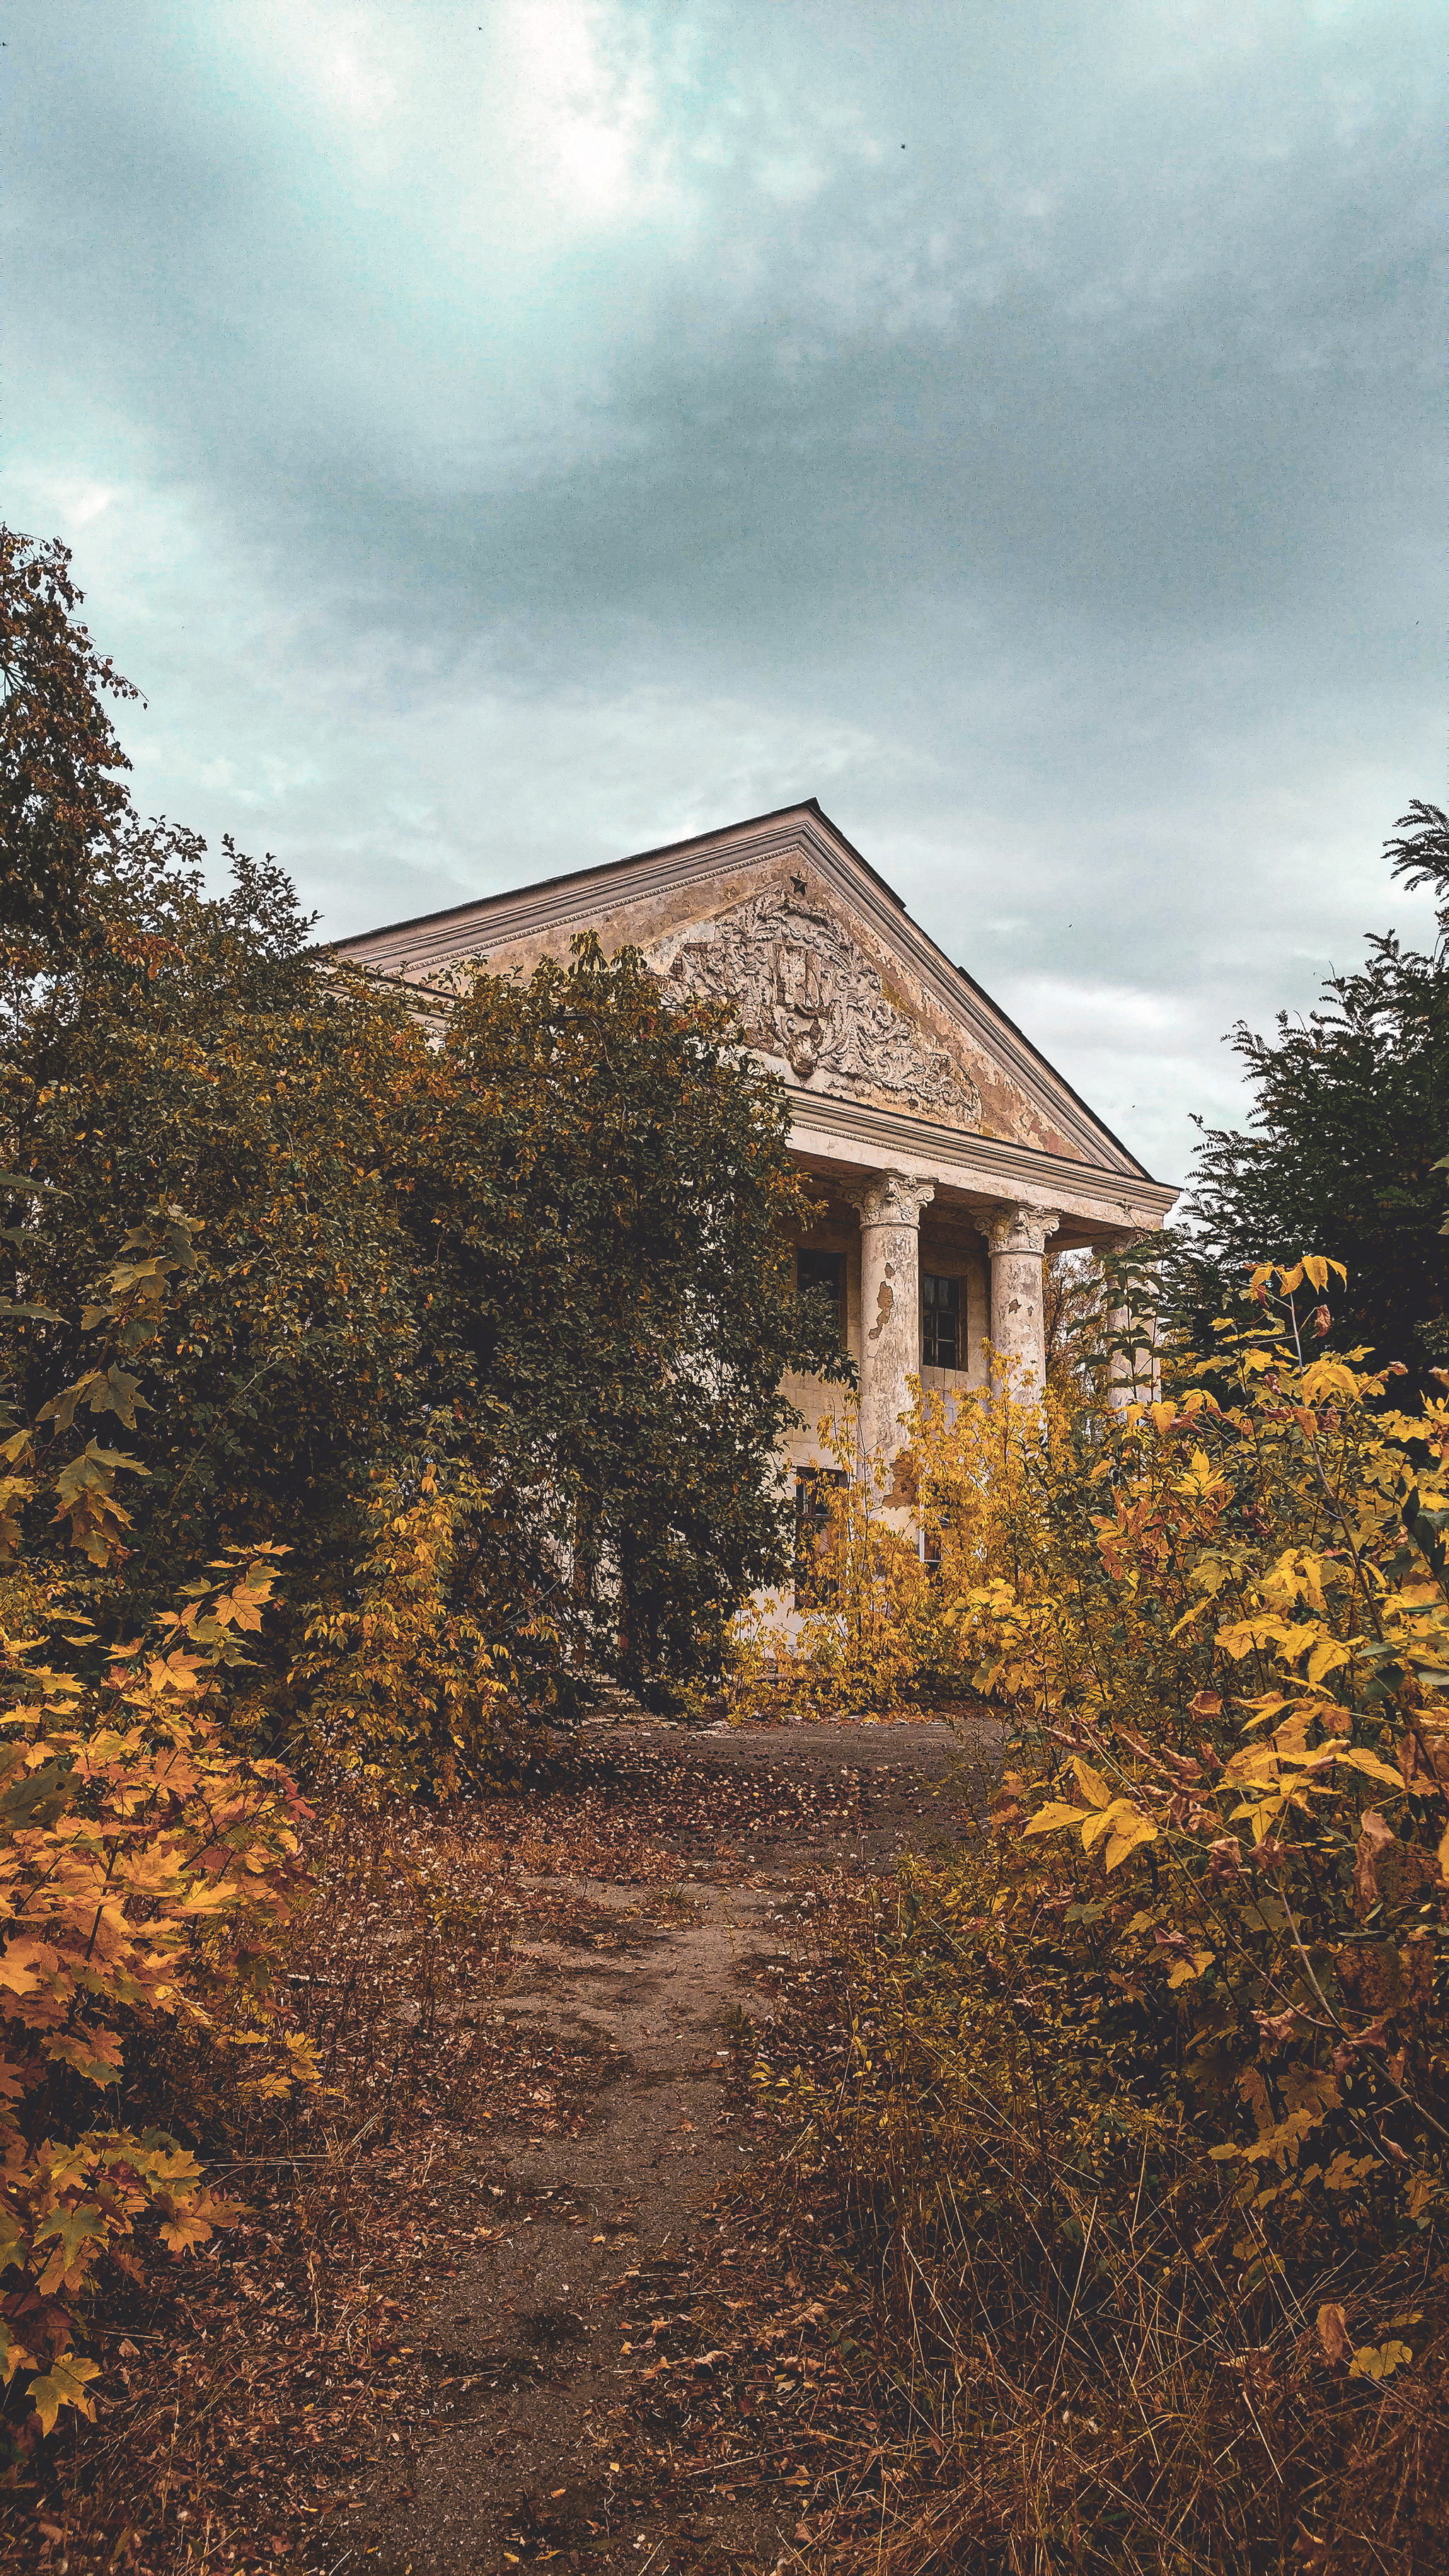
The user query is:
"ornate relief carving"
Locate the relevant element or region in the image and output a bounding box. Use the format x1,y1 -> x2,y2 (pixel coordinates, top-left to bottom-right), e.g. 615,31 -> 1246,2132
649,884 -> 982,1129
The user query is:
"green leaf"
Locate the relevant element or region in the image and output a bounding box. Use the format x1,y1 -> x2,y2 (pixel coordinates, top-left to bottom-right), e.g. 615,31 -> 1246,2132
34,2201 -> 109,2275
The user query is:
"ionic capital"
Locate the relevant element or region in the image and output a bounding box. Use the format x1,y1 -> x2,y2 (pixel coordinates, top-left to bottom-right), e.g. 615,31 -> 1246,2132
844,1169 -> 936,1231
986,1202 -> 1061,1259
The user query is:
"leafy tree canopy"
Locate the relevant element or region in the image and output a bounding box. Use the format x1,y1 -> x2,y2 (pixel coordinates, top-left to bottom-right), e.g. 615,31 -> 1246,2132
0,525 -> 845,1748
1178,802 -> 1449,1390
411,939 -> 845,1706
0,529 -> 138,947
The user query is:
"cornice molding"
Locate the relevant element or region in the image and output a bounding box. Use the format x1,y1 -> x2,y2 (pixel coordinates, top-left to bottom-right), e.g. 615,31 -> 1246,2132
335,812 -> 821,979
785,1088 -> 1178,1230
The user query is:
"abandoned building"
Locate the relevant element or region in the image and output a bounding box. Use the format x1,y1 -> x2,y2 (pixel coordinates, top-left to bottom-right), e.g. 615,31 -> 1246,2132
336,801 -> 1174,1505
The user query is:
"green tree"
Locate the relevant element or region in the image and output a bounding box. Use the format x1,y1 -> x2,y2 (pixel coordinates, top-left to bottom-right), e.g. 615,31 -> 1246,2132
1179,802 -> 1449,1389
406,938 -> 848,1711
0,527 -> 138,947
3,814 -> 425,1626
0,526 -> 845,1736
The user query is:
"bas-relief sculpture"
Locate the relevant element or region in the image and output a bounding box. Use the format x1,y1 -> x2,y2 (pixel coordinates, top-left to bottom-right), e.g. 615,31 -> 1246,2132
648,883 -> 983,1131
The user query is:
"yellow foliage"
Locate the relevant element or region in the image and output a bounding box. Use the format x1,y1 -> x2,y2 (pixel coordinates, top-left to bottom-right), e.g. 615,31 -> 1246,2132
751,1254 -> 1449,2573
289,1466 -> 504,1798
0,1209 -> 313,2438
722,1350 -> 1069,1716
0,1564 -> 313,2423
720,1398 -> 928,1718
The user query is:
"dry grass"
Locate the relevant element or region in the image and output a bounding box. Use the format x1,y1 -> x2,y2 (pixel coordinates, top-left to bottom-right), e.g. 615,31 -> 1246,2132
738,1869 -> 1449,2576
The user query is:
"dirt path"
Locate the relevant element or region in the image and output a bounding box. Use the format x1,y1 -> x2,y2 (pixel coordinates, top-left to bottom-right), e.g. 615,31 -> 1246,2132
352,1717 -> 987,2575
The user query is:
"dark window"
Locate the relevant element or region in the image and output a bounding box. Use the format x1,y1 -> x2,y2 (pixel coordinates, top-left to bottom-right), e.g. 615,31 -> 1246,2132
797,1247 -> 845,1347
922,1272 -> 961,1370
795,1465 -> 848,1604
923,1498 -> 953,1581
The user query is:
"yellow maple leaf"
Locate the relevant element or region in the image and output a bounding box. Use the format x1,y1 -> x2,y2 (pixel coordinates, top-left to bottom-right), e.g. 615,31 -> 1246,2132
1298,1359 -> 1361,1406
1079,1796 -> 1128,1850
158,2206 -> 214,2255
1177,1449 -> 1229,1502
1023,1800 -> 1096,1838
28,2350 -> 100,2435
1167,1948 -> 1214,1989
1336,1747 -> 1407,1789
176,1877 -> 241,1916
1217,1615 -> 1288,1661
1305,1636 -> 1351,1686
0,1938 -> 55,1997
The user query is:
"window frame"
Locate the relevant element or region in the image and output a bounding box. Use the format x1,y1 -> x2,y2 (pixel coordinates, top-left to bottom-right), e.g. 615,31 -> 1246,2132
796,1246 -> 846,1352
921,1269 -> 962,1372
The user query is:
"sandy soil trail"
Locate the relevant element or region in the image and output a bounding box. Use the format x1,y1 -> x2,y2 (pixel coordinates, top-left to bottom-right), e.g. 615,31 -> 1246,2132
354,1717 -> 984,2576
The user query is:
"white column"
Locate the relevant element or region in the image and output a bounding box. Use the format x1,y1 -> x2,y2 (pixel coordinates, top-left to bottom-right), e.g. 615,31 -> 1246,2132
844,1169 -> 936,1486
986,1203 -> 1060,1399
1107,1302 -> 1160,1410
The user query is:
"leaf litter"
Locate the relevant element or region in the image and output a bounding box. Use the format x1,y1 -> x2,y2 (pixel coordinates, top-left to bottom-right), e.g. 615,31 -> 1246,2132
4,1719 -> 978,2573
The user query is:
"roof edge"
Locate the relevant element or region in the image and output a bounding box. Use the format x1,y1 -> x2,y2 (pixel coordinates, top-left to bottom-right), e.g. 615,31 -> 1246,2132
325,797 -> 909,953
947,957 -> 1159,1188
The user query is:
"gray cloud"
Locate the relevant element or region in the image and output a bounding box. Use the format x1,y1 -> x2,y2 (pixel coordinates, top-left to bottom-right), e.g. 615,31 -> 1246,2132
4,0 -> 1443,1184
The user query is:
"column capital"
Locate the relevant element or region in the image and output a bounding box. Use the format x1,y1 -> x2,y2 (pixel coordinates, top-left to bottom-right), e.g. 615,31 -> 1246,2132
844,1169 -> 936,1230
986,1202 -> 1061,1259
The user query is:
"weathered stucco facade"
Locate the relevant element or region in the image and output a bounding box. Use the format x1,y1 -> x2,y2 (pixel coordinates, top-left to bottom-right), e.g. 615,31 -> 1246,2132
336,800 -> 1176,1508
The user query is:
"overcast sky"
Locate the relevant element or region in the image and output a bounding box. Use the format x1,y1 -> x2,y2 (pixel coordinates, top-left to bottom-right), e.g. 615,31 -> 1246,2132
6,1 -> 1443,1186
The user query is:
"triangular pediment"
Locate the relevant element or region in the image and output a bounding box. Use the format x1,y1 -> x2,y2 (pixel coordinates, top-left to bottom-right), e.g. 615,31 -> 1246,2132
333,799 -> 1160,1188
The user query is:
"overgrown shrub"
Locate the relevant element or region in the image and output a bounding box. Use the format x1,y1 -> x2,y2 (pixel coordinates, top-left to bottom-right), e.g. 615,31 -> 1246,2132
0,1563 -> 313,2444
760,1260 -> 1449,2570
722,1361 -> 1066,1717
722,1399 -> 930,1716
287,1462 -> 504,1799
0,1209 -> 313,2451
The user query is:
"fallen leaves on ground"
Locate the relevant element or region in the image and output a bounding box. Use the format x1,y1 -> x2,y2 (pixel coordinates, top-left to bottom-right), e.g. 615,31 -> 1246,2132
1,1725 -> 960,2571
